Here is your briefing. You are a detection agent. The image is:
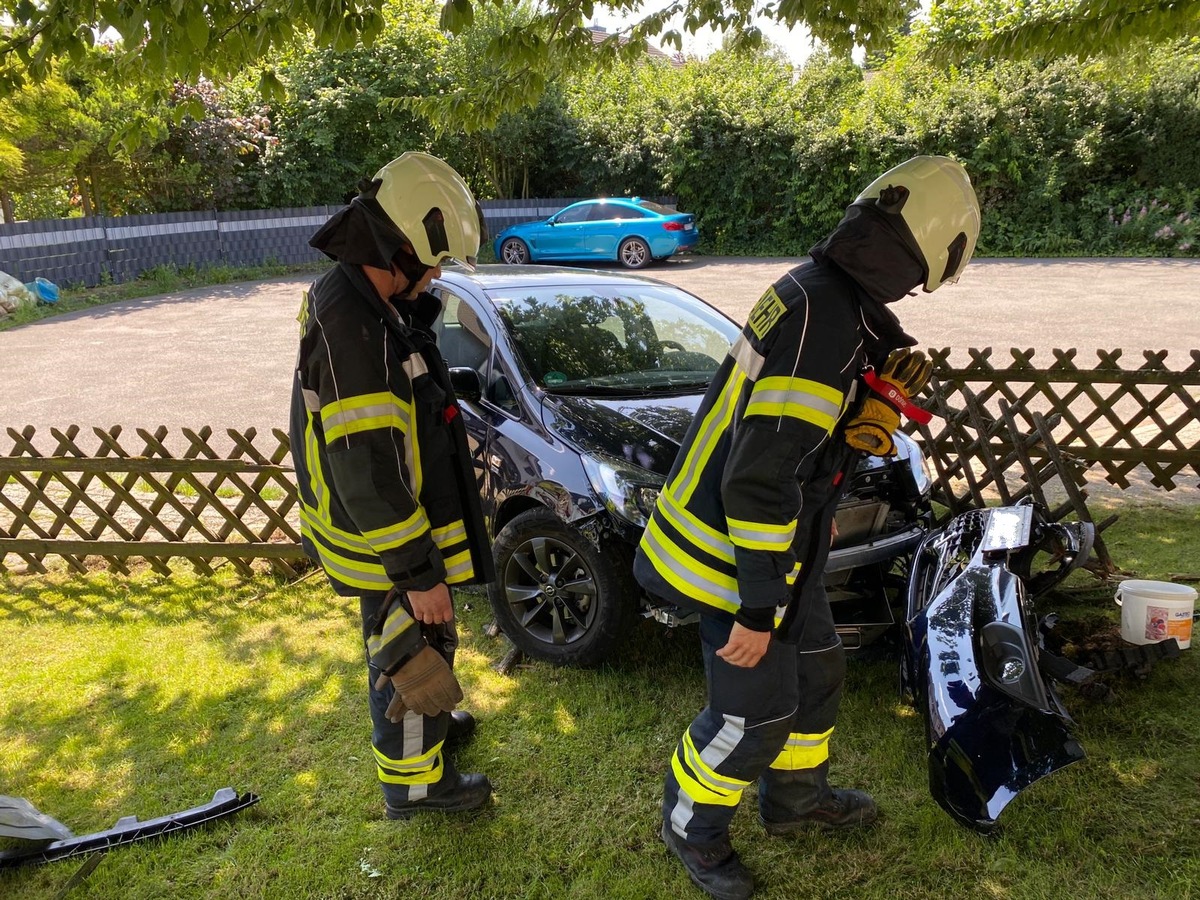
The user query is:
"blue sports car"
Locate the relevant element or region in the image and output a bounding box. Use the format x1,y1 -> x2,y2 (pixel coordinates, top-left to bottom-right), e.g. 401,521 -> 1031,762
492,197 -> 699,269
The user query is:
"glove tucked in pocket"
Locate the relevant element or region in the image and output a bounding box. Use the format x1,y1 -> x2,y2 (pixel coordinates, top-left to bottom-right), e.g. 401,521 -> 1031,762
844,348 -> 933,457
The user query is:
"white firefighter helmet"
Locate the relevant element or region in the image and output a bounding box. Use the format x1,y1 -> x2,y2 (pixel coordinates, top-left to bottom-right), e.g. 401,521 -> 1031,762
373,152 -> 484,271
855,155 -> 981,292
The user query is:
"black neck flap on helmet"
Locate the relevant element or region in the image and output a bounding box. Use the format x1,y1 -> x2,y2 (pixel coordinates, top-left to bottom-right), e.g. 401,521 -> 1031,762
308,178 -> 409,270
809,201 -> 926,306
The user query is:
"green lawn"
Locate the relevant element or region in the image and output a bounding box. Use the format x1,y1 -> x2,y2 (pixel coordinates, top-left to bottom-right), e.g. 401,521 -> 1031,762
2,503 -> 1199,899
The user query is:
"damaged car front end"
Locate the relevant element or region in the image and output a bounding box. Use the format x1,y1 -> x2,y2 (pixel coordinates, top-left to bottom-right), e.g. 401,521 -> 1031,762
904,502 -> 1094,832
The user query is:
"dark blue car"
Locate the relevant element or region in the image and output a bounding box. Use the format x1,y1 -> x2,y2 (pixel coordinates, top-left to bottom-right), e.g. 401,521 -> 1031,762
493,198 -> 699,269
429,265 -> 933,666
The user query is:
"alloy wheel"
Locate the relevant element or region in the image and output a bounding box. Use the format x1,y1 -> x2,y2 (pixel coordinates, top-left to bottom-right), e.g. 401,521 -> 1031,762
503,535 -> 598,645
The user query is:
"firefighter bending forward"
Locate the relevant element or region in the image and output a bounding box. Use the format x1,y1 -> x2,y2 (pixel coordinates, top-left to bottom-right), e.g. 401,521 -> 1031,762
290,153 -> 496,818
633,157 -> 981,899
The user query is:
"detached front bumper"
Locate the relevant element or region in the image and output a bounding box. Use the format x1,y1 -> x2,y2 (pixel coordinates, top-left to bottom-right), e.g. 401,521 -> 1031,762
905,505 -> 1093,831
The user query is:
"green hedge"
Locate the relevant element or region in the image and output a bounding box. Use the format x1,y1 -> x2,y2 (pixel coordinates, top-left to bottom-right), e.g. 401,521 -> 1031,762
547,41 -> 1200,258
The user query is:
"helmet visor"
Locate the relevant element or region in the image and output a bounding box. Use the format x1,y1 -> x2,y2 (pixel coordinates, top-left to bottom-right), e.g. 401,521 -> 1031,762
941,231 -> 969,285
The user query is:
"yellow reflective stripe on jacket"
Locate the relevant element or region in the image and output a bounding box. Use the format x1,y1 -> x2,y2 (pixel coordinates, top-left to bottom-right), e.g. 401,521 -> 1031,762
374,740 -> 445,785
767,727 -> 834,771
658,491 -> 735,564
726,515 -> 797,551
299,505 -> 374,555
304,417 -> 332,523
785,561 -> 802,585
642,517 -> 739,612
321,391 -> 411,443
669,368 -> 745,503
432,520 -> 466,546
672,731 -> 751,808
361,508 -> 430,552
307,538 -> 391,591
440,548 -> 475,584
744,376 -> 843,432
366,602 -> 417,659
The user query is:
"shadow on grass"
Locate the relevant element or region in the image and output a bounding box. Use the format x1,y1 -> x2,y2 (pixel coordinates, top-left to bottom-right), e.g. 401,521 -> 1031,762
4,561 -> 1199,898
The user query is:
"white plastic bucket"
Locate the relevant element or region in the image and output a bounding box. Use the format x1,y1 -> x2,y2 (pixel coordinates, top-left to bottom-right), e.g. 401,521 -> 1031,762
1115,580 -> 1197,649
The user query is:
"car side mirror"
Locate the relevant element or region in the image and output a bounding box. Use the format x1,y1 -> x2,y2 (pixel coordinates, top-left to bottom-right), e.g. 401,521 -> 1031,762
448,366 -> 484,403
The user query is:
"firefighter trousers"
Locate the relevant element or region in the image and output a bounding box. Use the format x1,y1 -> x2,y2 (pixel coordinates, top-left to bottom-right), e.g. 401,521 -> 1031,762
662,593 -> 846,846
360,591 -> 457,806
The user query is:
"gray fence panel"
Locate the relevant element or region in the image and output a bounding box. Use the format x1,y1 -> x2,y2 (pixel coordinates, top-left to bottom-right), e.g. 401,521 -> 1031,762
0,197 -> 679,288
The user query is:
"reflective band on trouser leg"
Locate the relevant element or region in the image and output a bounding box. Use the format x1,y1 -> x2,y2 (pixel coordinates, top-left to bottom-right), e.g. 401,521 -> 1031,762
663,713 -> 756,845
362,592 -> 453,805
369,703 -> 452,805
374,737 -> 446,790
673,730 -> 750,807
767,727 -> 833,771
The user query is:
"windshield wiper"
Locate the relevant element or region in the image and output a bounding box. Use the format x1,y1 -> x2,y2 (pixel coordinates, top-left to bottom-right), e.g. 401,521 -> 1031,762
643,379 -> 711,392
542,384 -> 644,396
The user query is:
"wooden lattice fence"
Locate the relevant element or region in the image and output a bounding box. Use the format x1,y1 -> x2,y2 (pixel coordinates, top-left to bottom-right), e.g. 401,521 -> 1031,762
0,425 -> 306,576
910,348 -> 1200,508
3,348 -> 1198,578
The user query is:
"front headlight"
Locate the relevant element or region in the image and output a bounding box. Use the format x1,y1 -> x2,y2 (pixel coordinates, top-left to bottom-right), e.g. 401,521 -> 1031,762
894,431 -> 933,498
581,452 -> 664,528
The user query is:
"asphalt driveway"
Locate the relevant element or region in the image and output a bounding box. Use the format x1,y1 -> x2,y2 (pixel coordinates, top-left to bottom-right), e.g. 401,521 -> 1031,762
3,257 -> 1198,438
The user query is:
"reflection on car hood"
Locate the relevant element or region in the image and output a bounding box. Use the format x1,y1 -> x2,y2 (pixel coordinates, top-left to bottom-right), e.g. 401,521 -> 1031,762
540,393 -> 702,476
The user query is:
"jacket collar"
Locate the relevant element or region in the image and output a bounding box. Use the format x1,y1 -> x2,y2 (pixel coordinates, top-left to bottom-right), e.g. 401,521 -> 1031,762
338,261 -> 441,345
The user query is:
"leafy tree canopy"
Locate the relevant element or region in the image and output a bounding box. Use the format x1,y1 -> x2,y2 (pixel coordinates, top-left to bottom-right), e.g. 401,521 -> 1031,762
1,0 -> 1197,134
920,0 -> 1200,63
0,0 -> 915,118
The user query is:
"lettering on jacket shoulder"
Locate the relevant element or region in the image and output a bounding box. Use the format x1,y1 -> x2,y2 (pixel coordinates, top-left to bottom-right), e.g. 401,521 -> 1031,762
747,286 -> 787,340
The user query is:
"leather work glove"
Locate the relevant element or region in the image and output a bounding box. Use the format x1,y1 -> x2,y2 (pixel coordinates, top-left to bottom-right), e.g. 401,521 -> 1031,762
374,644 -> 464,722
844,348 -> 933,456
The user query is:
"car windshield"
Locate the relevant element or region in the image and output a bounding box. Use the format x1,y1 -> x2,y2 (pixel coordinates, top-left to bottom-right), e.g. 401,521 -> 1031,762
490,284 -> 739,393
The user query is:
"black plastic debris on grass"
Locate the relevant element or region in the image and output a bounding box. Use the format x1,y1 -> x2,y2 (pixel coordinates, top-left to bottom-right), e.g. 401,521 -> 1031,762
0,788 -> 260,868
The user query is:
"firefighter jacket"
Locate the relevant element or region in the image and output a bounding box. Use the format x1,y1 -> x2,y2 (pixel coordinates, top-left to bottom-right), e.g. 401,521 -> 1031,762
289,262 -> 495,612
633,257 -> 908,639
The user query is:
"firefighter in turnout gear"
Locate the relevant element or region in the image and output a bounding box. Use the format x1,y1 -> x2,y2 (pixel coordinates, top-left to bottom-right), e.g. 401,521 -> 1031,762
634,156 -> 980,900
290,152 -> 497,818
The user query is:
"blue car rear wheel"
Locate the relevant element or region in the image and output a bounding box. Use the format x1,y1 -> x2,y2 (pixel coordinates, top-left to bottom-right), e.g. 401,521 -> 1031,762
618,237 -> 651,269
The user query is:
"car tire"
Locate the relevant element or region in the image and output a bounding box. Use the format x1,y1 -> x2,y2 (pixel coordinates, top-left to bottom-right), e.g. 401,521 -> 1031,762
488,507 -> 634,667
618,237 -> 651,269
500,238 -> 530,265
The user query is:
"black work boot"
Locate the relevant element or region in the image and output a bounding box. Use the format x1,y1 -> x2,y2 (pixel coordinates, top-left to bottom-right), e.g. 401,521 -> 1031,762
758,762 -> 877,834
660,824 -> 754,900
759,787 -> 877,834
446,710 -> 476,746
385,773 -> 492,819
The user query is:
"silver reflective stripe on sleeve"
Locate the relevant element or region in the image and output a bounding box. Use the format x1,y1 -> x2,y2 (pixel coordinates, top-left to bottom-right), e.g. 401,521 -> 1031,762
403,355 -> 429,381
731,335 -> 765,380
